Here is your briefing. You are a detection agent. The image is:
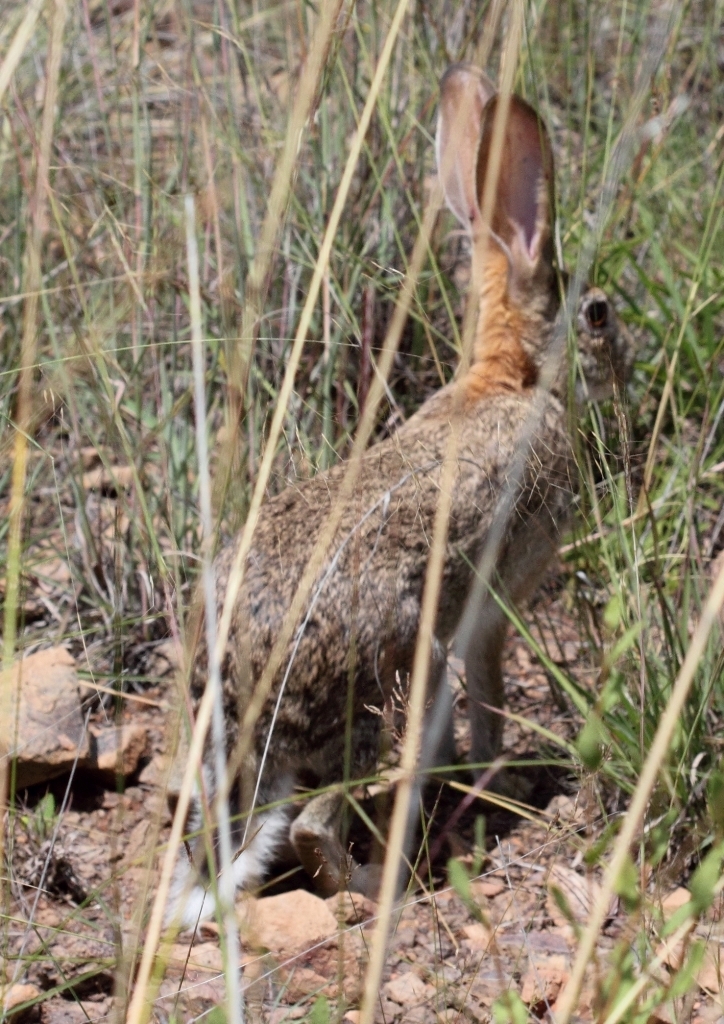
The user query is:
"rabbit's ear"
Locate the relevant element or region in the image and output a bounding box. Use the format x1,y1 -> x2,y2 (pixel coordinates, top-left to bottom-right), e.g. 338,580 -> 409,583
436,64 -> 496,231
476,94 -> 556,278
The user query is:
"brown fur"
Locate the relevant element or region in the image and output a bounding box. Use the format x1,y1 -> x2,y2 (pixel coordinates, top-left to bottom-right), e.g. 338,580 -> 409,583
464,244 -> 540,400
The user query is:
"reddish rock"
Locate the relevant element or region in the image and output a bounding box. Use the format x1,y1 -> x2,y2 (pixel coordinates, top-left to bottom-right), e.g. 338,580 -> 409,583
239,889 -> 338,957
0,648 -> 89,788
91,723 -> 149,780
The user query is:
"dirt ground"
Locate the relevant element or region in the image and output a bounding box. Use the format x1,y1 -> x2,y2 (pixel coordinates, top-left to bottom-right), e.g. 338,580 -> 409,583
4,572 -> 724,1024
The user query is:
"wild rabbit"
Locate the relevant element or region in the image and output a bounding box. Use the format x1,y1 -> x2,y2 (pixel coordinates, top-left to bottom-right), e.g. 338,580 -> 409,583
167,65 -> 633,927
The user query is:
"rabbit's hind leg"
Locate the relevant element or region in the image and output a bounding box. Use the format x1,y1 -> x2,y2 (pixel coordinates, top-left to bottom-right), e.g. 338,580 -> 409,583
290,789 -> 360,897
166,788 -> 292,929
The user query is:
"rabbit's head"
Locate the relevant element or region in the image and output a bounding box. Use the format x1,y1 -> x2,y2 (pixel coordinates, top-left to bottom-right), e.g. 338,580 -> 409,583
574,286 -> 635,402
436,66 -> 633,404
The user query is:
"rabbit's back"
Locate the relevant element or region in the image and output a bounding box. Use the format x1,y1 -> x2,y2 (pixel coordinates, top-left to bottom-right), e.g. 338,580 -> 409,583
195,383 -> 574,780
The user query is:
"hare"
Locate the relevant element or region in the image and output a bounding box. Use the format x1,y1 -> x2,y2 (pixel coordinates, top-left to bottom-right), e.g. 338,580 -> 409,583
167,65 -> 633,928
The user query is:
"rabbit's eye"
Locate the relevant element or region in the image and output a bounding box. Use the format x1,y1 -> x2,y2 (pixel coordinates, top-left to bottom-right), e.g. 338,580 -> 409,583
586,300 -> 608,330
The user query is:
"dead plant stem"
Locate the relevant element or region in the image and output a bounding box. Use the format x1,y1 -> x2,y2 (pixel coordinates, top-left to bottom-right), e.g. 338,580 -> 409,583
125,3 -> 414,1018
359,5 -> 525,1019
0,0 -> 67,935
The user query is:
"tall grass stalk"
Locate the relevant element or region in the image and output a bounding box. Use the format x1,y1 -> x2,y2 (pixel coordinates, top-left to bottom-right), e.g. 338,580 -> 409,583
358,5 -> 529,1018
186,192 -> 244,1024
127,1 -> 414,1017
213,0 -> 345,509
0,0 -> 67,939
0,0 -> 44,107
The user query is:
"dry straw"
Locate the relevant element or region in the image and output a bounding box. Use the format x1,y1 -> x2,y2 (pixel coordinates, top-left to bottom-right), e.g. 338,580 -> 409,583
185,193 -> 244,1024
357,4 -> 526,1020
125,0 -> 417,1019
212,0 -> 346,511
0,0 -> 44,109
0,0 -> 68,945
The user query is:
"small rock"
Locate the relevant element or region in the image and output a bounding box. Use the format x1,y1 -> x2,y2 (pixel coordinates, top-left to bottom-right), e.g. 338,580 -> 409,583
547,865 -> 614,926
520,955 -> 568,1005
437,1011 -> 463,1024
546,794 -> 587,824
2,982 -> 41,1021
461,923 -> 494,952
661,887 -> 690,913
343,1012 -> 361,1024
268,1008 -> 306,1024
0,648 -> 90,788
471,877 -> 506,898
167,941 -> 224,976
283,967 -> 330,1001
29,557 -> 71,595
326,891 -> 377,924
239,890 -> 338,957
383,973 -> 435,1005
152,639 -> 183,673
90,724 -> 149,780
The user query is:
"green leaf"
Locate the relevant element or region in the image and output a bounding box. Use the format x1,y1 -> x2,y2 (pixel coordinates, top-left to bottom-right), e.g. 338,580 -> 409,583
310,995 -> 329,1024
668,940 -> 706,999
707,768 -> 724,837
447,858 -> 485,923
472,816 -> 486,877
578,713 -> 604,771
689,842 -> 724,914
36,792 -> 56,840
447,858 -> 472,905
604,593 -> 623,630
548,885 -> 578,931
614,853 -> 640,912
661,900 -> 695,938
492,991 -> 528,1024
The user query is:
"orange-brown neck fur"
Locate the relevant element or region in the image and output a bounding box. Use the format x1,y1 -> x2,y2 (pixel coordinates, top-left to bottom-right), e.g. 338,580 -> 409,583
462,246 -> 538,403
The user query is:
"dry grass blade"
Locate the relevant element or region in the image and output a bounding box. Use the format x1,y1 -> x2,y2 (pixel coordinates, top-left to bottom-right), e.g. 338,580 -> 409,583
214,0 -> 345,503
186,193 -> 243,1024
0,0 -> 67,938
358,4 -> 525,1021
0,0 -> 44,107
127,2 -> 413,1015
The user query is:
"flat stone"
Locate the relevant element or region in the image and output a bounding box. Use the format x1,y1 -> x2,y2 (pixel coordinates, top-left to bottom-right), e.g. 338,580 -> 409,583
0,648 -> 90,788
90,724 -> 149,780
82,465 -> 134,493
460,922 -> 494,952
2,983 -> 41,1021
238,889 -> 338,957
325,891 -> 377,924
383,973 -> 435,1005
